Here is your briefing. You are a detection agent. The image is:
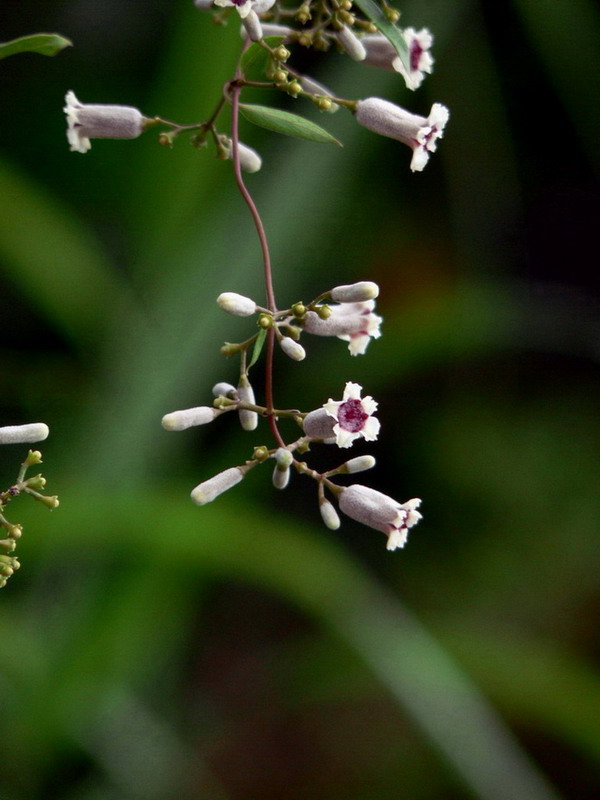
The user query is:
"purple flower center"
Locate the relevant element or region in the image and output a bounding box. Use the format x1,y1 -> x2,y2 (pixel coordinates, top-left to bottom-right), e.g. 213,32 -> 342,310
232,0 -> 247,5
338,398 -> 368,432
409,40 -> 423,72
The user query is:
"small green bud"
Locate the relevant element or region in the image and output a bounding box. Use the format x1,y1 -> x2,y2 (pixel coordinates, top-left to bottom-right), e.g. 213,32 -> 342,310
158,132 -> 173,147
274,45 -> 290,62
298,34 -> 312,47
316,97 -> 333,112
384,7 -> 400,22
26,474 -> 46,490
36,494 -> 59,510
253,446 -> 270,462
297,11 -> 310,24
338,10 -> 355,24
365,22 -> 378,33
291,302 -> 306,318
287,81 -> 302,98
220,342 -> 240,357
274,69 -> 288,84
8,524 -> 23,539
313,36 -> 329,51
316,304 -> 332,320
0,539 -> 16,552
284,325 -> 301,341
297,440 -> 311,454
24,450 -> 43,467
341,0 -> 353,9
258,313 -> 273,329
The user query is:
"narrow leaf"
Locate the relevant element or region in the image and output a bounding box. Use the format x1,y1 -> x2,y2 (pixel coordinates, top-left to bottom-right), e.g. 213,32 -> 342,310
249,328 -> 267,368
0,33 -> 72,60
352,0 -> 409,72
240,36 -> 284,75
240,104 -> 341,146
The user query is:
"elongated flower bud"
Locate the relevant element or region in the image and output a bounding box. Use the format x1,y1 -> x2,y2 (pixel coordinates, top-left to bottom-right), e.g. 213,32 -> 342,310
302,409 -> 335,440
280,337 -> 306,361
236,142 -> 262,173
0,423 -> 49,445
242,10 -> 263,41
336,26 -> 367,61
272,449 -> 293,490
64,91 -> 145,153
161,407 -> 218,431
212,382 -> 237,398
239,23 -> 292,40
320,499 -> 341,530
217,292 -> 257,316
191,467 -> 245,505
342,455 -> 376,474
237,376 -> 258,431
331,281 -> 379,302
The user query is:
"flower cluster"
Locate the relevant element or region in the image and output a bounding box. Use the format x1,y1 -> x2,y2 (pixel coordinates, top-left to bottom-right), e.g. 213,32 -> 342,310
63,1 -> 437,553
0,425 -> 58,588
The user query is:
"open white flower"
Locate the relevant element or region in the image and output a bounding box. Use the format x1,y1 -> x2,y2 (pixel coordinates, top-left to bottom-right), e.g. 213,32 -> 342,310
213,0 -> 275,20
355,98 -> 449,172
64,91 -> 144,153
362,29 -> 434,91
339,487 -> 422,550
303,300 -> 382,356
323,382 -> 380,448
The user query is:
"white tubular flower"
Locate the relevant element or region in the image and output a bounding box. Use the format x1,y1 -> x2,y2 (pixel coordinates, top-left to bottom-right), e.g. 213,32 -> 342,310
331,281 -> 379,303
239,22 -> 292,39
299,76 -> 340,113
0,423 -> 49,445
191,467 -> 245,505
355,98 -> 449,172
336,26 -> 367,61
339,487 -> 422,550
217,292 -> 257,316
320,499 -> 341,530
323,382 -> 380,449
161,407 -> 218,431
237,376 -> 258,431
213,0 -> 275,20
362,29 -> 434,91
343,455 -> 376,474
302,408 -> 336,440
396,28 -> 435,90
242,10 -> 263,41
303,300 -> 382,356
272,447 -> 293,490
64,91 -> 144,153
212,382 -> 237,398
280,337 -> 306,361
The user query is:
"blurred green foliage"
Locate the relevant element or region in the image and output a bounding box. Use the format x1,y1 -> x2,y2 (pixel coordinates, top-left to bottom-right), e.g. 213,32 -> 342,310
1,1 -> 599,798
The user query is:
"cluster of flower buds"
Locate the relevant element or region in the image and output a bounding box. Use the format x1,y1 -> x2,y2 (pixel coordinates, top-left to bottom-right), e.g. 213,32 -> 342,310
161,278 -> 422,551
64,2 -> 449,173
0,426 -> 58,588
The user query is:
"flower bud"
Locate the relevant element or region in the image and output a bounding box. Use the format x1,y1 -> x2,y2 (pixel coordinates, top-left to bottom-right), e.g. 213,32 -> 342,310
331,281 -> 379,302
320,499 -> 341,530
64,91 -> 145,153
280,337 -> 306,361
300,76 -> 339,113
272,449 -> 292,490
237,376 -> 258,431
191,467 -> 245,505
36,494 -> 60,510
162,406 -> 218,431
0,423 -> 49,445
341,455 -> 376,473
24,450 -> 43,466
217,292 -> 257,316
336,26 -> 367,61
212,382 -> 237,398
236,142 -> 262,173
242,10 -> 263,41
239,23 -> 292,40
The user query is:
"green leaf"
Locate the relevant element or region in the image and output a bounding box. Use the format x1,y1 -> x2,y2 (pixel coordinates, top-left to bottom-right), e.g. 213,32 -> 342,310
0,33 -> 72,60
352,0 -> 409,73
240,104 -> 342,146
240,36 -> 285,75
248,328 -> 267,369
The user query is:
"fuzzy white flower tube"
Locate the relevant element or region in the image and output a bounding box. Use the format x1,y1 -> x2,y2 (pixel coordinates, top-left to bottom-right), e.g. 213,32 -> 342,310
336,26 -> 367,61
339,487 -> 422,550
331,281 -> 379,302
343,455 -> 376,474
355,98 -> 449,172
64,91 -> 144,153
302,409 -> 336,440
320,499 -> 341,530
302,301 -> 382,356
280,337 -> 306,361
161,407 -> 218,431
237,376 -> 258,431
233,142 -> 263,173
272,447 -> 293,489
0,423 -> 49,445
217,292 -> 257,316
242,9 -> 263,41
191,467 -> 246,505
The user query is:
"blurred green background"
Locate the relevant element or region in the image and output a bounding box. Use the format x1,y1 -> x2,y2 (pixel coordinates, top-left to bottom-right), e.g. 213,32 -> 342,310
1,0 -> 599,798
